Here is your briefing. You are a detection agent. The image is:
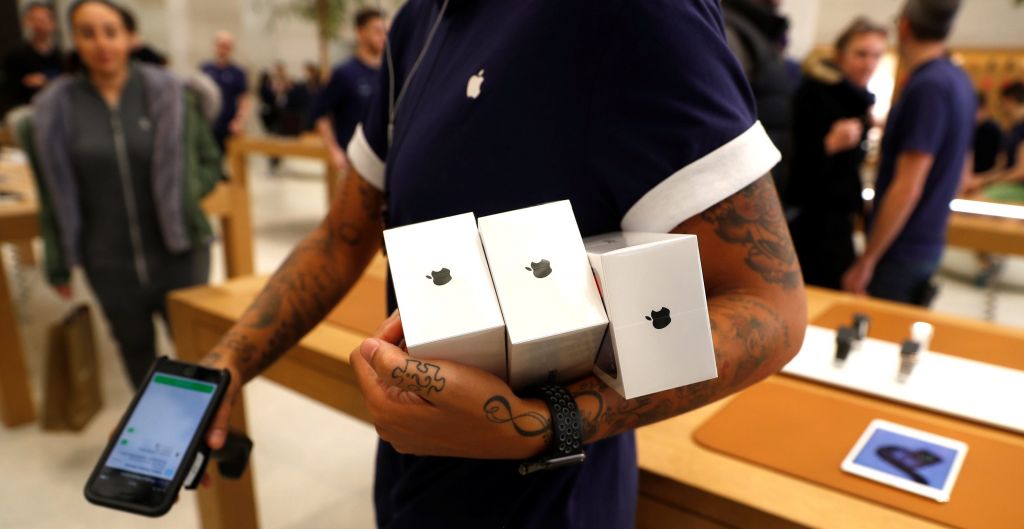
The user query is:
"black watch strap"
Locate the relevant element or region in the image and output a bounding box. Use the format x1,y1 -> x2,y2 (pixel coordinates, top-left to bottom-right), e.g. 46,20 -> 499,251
519,384 -> 586,475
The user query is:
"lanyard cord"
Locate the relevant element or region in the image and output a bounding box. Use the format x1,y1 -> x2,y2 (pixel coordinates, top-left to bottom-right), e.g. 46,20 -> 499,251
386,0 -> 451,148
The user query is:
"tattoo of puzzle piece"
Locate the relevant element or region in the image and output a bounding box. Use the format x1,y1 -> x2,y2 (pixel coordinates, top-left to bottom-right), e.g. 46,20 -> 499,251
392,359 -> 446,395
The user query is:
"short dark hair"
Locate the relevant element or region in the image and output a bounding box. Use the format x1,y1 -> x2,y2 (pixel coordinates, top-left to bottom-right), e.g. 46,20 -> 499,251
355,8 -> 383,29
22,1 -> 56,18
834,17 -> 888,53
1003,82 -> 1024,105
902,0 -> 961,42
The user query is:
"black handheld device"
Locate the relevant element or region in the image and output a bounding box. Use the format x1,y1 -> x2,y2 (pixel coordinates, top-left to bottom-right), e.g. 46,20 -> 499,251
84,357 -> 230,517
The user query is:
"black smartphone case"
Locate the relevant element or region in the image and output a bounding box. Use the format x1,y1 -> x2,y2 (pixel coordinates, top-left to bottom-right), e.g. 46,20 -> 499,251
83,357 -> 230,517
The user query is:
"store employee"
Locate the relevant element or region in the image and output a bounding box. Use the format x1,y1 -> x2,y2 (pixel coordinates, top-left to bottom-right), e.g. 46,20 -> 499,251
200,1 -> 807,527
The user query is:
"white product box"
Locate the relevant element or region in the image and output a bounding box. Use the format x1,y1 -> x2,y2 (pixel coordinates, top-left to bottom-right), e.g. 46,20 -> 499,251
383,213 -> 507,380
477,201 -> 609,390
584,232 -> 717,399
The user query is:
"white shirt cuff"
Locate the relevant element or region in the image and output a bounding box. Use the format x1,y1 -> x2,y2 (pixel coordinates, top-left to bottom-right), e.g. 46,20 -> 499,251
621,121 -> 781,233
346,124 -> 386,191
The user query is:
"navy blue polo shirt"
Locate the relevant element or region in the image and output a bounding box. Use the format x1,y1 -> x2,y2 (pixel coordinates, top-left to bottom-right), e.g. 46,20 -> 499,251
309,57 -> 380,148
200,61 -> 248,139
347,1 -> 779,527
870,58 -> 975,265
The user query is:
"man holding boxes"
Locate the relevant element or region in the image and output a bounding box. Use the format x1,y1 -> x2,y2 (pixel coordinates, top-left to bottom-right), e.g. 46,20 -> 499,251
199,1 -> 807,527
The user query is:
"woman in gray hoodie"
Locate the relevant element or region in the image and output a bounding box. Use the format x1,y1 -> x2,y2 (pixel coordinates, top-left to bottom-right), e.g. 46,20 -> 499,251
23,0 -> 223,387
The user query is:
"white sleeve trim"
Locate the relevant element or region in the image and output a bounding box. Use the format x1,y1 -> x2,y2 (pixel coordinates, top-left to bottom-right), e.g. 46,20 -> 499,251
346,124 -> 386,191
621,121 -> 781,233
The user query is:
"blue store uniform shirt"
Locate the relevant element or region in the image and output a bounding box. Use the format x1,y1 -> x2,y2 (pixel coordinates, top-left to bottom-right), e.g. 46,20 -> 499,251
309,57 -> 380,148
870,58 -> 975,265
201,61 -> 248,141
346,1 -> 780,527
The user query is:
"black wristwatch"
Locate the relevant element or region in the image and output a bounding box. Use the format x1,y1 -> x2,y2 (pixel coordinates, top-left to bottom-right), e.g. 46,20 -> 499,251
518,384 -> 586,475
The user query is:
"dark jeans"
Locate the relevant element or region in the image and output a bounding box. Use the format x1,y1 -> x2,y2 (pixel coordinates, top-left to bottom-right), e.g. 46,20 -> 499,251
789,208 -> 856,290
85,247 -> 211,388
867,255 -> 939,307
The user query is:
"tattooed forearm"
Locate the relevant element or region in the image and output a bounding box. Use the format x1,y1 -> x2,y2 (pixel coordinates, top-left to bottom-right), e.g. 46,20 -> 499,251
566,291 -> 795,443
699,176 -> 801,290
208,173 -> 383,381
358,176 -> 380,220
571,385 -> 604,441
559,175 -> 805,443
484,395 -> 551,440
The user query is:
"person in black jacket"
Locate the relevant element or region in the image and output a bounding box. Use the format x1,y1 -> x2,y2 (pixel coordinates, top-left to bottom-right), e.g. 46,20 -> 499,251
722,0 -> 794,192
786,18 -> 888,290
2,2 -> 63,108
972,92 -> 1004,175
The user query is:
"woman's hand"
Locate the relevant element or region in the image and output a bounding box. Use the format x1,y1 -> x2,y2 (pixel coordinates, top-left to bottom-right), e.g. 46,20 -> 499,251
351,312 -> 550,460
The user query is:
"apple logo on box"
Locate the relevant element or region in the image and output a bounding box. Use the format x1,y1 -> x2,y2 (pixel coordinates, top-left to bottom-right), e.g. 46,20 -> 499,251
525,259 -> 552,279
426,268 -> 453,286
645,307 -> 672,330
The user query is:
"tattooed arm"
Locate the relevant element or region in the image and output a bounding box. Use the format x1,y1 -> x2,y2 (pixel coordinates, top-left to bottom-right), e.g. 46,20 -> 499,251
201,170 -> 384,449
566,174 -> 807,443
348,175 -> 807,460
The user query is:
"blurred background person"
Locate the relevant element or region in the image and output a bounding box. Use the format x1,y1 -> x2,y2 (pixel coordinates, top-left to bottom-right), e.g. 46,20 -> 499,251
258,61 -> 291,136
722,0 -> 794,193
3,1 -> 63,110
258,61 -> 294,172
201,30 -> 250,152
66,3 -> 170,72
970,82 -> 1024,201
966,90 -> 1011,287
786,17 -> 888,290
310,8 -> 385,174
21,0 -> 223,387
295,61 -> 322,131
842,0 -> 974,306
971,92 -> 1005,176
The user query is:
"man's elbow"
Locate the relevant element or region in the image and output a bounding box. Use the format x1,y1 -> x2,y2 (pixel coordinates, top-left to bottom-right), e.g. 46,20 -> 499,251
770,286 -> 808,375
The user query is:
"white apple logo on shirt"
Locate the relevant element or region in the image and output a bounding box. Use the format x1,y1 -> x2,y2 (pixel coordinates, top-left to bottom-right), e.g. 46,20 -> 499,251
466,69 -> 485,99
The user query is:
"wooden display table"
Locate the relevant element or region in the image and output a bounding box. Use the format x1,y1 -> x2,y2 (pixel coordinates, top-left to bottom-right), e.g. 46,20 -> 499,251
226,134 -> 341,205
0,159 -> 42,426
0,154 -> 253,428
168,272 -> 1024,528
947,212 -> 1024,256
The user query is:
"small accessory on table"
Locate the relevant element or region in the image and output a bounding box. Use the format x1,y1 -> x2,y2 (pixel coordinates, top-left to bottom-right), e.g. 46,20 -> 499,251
898,339 -> 921,383
835,326 -> 856,367
852,313 -> 871,341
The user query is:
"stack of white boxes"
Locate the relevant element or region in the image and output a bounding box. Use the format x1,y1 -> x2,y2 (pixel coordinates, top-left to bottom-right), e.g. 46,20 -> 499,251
383,202 -> 718,398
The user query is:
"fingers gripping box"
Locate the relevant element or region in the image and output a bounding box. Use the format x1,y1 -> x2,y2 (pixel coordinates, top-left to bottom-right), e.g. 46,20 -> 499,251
383,213 -> 507,380
477,201 -> 609,390
584,232 -> 717,399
